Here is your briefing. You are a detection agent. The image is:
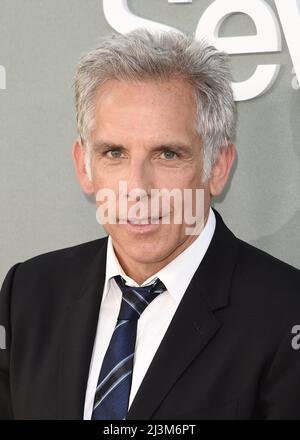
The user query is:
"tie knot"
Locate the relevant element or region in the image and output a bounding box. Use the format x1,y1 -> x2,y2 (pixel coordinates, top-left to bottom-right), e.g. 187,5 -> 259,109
113,275 -> 167,321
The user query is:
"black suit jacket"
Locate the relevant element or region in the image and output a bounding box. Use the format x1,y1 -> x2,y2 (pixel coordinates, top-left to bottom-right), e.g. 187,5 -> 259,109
0,208 -> 300,420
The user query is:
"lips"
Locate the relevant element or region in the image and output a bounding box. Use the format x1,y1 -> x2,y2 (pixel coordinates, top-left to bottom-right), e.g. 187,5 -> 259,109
117,211 -> 171,225
125,217 -> 162,224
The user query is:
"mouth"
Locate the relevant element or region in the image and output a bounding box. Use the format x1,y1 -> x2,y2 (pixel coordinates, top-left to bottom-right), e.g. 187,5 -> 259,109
127,217 -> 162,225
118,214 -> 168,224
116,215 -> 168,234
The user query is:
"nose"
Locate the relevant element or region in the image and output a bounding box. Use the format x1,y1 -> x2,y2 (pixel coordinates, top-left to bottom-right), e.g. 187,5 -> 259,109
117,154 -> 158,222
125,156 -> 154,199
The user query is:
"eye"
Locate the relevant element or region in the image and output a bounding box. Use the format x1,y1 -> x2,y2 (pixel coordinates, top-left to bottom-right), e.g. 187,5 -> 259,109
160,150 -> 177,160
106,148 -> 124,159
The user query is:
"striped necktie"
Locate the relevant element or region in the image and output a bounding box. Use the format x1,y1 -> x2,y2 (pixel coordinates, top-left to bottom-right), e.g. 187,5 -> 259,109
91,274 -> 167,420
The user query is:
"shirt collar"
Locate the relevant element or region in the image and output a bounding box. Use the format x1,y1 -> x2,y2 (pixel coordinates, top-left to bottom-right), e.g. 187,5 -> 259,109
103,206 -> 216,304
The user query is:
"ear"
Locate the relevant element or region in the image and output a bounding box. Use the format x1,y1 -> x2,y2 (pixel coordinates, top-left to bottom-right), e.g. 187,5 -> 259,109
208,143 -> 235,197
71,138 -> 95,194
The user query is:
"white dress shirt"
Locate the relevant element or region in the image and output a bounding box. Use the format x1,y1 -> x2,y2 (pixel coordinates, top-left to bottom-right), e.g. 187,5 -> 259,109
83,206 -> 216,419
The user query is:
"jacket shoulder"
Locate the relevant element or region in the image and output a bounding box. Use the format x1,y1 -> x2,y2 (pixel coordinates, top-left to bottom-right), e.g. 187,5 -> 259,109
24,236 -> 106,264
8,236 -> 108,286
234,238 -> 300,317
237,238 -> 299,278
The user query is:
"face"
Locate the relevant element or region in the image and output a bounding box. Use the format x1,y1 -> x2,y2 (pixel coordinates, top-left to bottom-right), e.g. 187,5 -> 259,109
73,78 -> 234,278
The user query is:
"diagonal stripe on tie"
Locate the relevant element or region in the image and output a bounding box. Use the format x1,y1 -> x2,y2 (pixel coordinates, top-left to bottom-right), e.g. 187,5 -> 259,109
94,360 -> 133,409
95,353 -> 134,395
130,288 -> 150,305
115,319 -> 127,331
122,289 -> 150,315
94,370 -> 133,411
93,353 -> 134,410
122,295 -> 142,316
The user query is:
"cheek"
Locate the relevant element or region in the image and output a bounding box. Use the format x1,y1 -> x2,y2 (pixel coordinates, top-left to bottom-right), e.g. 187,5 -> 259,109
154,165 -> 201,188
185,163 -> 205,187
92,169 -> 120,193
169,169 -> 203,190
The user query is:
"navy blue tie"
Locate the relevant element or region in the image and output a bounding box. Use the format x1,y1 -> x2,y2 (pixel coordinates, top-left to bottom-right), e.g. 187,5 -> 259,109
91,274 -> 167,420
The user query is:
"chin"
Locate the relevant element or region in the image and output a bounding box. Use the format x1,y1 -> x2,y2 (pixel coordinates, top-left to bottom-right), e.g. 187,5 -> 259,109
128,242 -> 172,263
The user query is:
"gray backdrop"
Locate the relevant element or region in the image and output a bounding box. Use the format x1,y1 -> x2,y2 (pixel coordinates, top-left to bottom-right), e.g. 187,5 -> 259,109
0,0 -> 299,284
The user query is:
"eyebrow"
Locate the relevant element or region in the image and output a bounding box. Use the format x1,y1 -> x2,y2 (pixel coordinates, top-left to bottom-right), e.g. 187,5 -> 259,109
92,141 -> 124,153
91,140 -> 194,155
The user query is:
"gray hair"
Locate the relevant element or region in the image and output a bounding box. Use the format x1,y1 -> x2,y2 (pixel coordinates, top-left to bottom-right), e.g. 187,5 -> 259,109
73,28 -> 236,181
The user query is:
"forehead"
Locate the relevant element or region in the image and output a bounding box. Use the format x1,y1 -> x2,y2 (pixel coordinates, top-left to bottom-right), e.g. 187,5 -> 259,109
91,78 -> 199,142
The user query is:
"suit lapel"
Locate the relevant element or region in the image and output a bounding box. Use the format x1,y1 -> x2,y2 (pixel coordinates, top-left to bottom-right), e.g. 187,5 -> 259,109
126,285 -> 222,420
126,208 -> 239,419
57,237 -> 108,419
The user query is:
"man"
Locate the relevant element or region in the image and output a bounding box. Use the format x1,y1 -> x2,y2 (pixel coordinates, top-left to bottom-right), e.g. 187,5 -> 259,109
0,29 -> 300,420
